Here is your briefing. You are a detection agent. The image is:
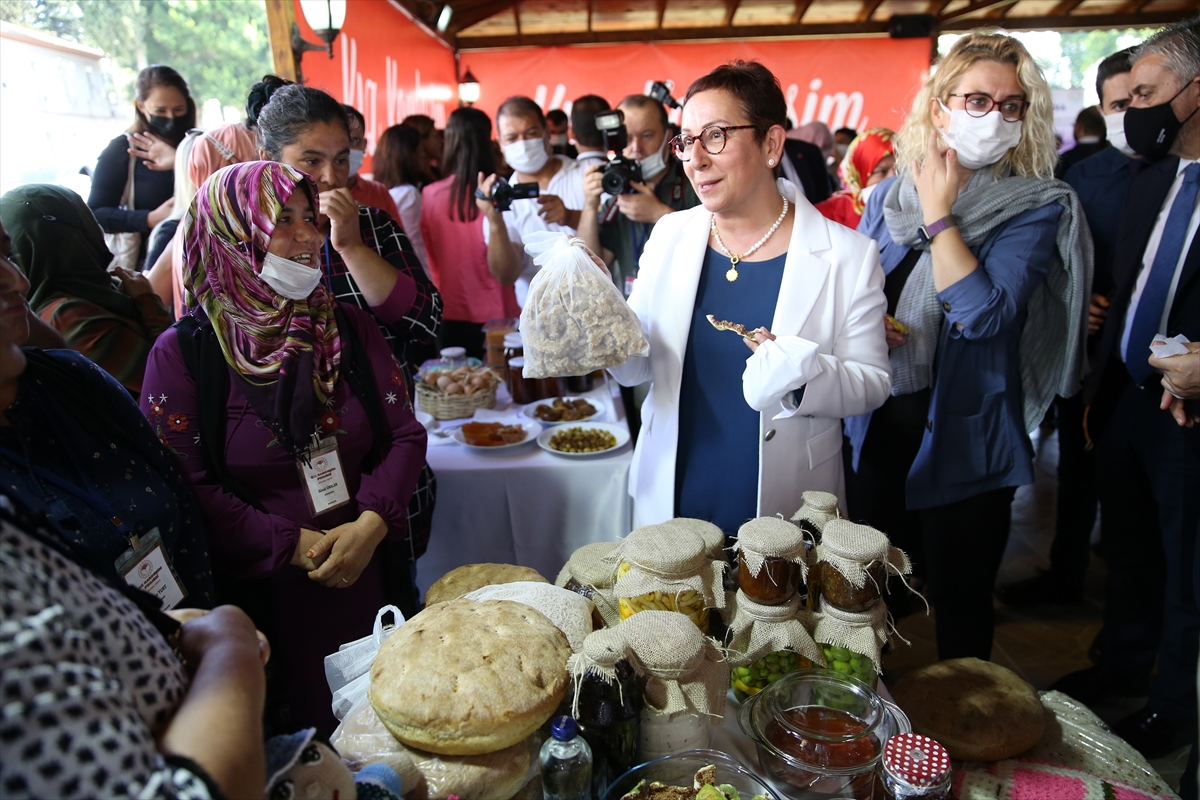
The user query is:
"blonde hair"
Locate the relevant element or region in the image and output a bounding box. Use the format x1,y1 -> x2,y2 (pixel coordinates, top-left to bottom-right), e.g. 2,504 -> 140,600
168,130 -> 201,222
896,31 -> 1057,180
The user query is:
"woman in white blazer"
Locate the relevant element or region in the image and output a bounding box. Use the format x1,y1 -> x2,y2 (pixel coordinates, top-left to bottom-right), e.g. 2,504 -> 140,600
609,61 -> 892,532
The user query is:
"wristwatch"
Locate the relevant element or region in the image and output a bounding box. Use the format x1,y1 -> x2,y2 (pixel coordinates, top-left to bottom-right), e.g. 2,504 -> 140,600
917,214 -> 957,244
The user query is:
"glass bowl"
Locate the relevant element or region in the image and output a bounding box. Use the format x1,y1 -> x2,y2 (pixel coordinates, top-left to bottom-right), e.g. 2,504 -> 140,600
737,669 -> 889,800
600,748 -> 780,800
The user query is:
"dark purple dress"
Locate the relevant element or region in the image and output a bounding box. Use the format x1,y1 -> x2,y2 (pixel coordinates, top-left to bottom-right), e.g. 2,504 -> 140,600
141,304 -> 427,730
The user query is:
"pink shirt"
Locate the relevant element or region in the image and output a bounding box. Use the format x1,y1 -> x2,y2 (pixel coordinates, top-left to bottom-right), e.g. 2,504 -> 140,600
420,176 -> 519,322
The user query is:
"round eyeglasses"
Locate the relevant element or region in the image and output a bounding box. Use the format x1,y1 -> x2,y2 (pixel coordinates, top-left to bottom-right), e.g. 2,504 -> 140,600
669,124 -> 756,161
946,93 -> 1029,122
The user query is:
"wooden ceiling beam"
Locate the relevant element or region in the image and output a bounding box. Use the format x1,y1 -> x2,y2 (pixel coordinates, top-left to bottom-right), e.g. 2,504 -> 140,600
927,0 -> 951,13
789,0 -> 814,23
939,0 -> 1019,22
446,0 -> 521,34
1049,0 -> 1085,14
656,0 -> 668,28
938,8 -> 1189,29
858,0 -> 885,22
723,0 -> 743,26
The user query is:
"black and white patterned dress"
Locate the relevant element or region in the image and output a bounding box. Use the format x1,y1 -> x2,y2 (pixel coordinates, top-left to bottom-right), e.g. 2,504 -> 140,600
0,500 -> 220,799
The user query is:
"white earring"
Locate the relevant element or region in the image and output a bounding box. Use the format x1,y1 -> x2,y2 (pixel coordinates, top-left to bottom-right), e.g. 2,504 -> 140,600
768,158 -> 775,166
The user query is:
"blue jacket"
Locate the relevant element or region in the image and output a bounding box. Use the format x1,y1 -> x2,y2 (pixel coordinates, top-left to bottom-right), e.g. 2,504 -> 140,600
1063,146 -> 1141,297
847,177 -> 1062,509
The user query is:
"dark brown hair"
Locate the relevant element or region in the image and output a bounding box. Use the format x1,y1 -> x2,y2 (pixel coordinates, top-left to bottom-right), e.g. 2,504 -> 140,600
496,96 -> 546,129
374,124 -> 425,189
570,94 -> 610,148
129,65 -> 196,140
683,60 -> 787,143
619,94 -> 668,129
442,107 -> 496,223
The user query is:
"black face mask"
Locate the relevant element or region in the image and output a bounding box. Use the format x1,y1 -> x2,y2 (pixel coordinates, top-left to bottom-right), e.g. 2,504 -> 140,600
1124,81 -> 1199,159
147,114 -> 187,142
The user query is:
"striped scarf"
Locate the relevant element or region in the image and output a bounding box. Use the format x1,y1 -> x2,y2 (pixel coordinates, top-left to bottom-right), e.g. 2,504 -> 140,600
182,161 -> 341,454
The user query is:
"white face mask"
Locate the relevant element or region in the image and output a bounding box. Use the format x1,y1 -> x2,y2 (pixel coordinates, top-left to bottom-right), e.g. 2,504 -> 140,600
549,134 -> 569,147
348,148 -> 365,177
835,143 -> 849,159
503,137 -> 550,175
260,251 -> 322,300
638,139 -> 668,181
858,181 -> 879,206
938,99 -> 1023,170
1104,110 -> 1136,157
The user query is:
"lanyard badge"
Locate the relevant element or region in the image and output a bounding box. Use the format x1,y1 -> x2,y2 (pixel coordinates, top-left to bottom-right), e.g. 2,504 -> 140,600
297,435 -> 351,516
114,528 -> 186,610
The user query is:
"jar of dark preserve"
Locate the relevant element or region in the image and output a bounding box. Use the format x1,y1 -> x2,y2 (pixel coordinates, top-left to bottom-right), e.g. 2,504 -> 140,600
815,559 -> 887,613
738,551 -> 800,605
508,356 -> 538,405
575,660 -> 642,800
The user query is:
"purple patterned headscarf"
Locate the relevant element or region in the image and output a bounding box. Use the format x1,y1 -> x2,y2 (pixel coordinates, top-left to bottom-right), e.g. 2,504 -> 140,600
182,161 -> 341,456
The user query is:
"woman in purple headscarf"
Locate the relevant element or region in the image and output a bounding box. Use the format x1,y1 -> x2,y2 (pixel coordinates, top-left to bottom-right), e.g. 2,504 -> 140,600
141,161 -> 427,732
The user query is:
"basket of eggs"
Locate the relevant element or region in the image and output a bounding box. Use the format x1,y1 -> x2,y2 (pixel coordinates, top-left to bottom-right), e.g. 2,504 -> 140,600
416,365 -> 502,419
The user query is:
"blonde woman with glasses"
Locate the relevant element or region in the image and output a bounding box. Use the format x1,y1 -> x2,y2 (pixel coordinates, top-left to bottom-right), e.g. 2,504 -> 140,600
608,60 -> 892,537
847,31 -> 1092,661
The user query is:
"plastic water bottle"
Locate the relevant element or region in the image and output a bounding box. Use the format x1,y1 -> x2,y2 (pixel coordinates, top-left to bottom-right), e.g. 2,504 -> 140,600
540,715 -> 593,800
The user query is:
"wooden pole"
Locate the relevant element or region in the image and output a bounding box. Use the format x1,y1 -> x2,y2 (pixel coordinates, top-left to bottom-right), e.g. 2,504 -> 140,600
263,0 -> 299,83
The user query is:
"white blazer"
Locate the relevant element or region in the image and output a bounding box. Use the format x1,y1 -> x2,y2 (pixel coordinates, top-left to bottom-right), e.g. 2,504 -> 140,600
610,178 -> 892,527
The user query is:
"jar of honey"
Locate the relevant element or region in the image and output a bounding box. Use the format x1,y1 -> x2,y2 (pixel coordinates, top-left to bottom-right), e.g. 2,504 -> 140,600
508,356 -> 538,405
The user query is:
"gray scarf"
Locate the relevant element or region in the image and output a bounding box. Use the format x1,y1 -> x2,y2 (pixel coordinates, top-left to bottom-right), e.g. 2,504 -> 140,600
882,170 -> 1093,433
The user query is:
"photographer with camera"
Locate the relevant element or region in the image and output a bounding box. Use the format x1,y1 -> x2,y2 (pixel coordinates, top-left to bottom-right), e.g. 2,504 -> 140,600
477,96 -> 585,307
578,92 -> 700,295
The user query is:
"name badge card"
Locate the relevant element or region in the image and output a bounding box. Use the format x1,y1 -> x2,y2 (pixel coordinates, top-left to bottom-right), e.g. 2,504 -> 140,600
115,528 -> 186,610
299,436 -> 351,516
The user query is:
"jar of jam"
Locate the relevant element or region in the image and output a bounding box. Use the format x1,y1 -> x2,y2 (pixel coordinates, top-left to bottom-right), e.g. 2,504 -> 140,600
507,356 -> 539,405
575,661 -> 642,799
815,559 -> 887,612
733,516 -> 808,606
737,669 -> 886,800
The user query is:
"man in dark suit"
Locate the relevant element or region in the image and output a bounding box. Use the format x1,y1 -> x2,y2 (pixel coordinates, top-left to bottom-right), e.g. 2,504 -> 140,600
1068,15 -> 1200,770
1055,106 -> 1110,179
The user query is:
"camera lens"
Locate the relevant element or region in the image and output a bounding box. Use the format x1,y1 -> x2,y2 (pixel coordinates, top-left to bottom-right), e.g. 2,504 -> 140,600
602,168 -> 627,196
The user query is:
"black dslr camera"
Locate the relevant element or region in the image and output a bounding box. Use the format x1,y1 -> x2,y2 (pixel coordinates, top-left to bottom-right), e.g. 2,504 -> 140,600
648,81 -> 680,110
595,109 -> 642,196
475,176 -> 539,212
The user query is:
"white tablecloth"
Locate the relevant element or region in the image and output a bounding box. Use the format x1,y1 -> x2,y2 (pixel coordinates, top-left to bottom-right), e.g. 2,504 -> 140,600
415,381 -> 634,595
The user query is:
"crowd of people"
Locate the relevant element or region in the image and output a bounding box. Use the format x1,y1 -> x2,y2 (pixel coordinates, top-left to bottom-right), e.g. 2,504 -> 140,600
0,14 -> 1197,799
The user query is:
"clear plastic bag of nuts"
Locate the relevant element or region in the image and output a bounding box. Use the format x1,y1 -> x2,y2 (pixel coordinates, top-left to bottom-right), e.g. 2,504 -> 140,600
607,526 -> 726,633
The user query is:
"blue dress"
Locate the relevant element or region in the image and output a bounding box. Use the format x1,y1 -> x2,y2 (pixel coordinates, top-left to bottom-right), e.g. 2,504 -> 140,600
676,248 -> 787,537
0,349 -> 214,606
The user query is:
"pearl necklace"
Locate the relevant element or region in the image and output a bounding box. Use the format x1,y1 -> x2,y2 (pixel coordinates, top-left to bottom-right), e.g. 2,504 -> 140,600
711,194 -> 789,282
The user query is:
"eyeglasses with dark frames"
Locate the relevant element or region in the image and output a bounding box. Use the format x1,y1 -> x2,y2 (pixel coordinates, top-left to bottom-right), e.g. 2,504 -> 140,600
669,125 -> 756,161
946,93 -> 1029,122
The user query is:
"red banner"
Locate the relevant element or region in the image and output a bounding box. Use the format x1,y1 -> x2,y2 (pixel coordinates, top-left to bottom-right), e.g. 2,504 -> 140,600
461,38 -> 932,134
294,0 -> 458,169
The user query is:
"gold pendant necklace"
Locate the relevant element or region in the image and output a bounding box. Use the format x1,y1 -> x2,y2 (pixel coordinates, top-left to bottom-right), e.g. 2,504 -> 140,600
712,194 -> 789,282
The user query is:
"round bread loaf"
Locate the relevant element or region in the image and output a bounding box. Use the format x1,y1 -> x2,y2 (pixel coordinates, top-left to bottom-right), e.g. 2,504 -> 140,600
892,657 -> 1046,761
369,599 -> 571,755
395,736 -> 535,800
424,563 -> 548,607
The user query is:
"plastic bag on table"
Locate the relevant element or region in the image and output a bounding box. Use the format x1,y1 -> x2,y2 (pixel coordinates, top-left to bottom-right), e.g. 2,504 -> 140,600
325,605 -> 404,722
519,231 -> 648,379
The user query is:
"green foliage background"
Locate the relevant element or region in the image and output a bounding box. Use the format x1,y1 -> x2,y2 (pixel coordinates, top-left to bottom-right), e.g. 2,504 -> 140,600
0,0 -> 272,110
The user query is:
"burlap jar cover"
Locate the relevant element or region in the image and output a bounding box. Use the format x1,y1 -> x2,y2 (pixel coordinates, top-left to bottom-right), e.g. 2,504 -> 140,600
555,541 -> 622,627
568,610 -> 729,720
816,519 -> 912,591
811,597 -> 890,673
725,589 -> 826,668
732,516 -> 811,586
657,517 -> 728,562
607,527 -> 727,618
791,490 -> 841,533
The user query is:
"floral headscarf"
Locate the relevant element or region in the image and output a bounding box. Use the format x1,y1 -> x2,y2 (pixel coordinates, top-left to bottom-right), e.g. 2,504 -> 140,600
837,128 -> 895,215
182,161 -> 340,456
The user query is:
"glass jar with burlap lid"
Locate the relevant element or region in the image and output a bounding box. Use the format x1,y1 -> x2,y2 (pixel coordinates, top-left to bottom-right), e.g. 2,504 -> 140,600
812,596 -> 889,690
657,518 -> 728,563
790,490 -> 841,543
568,610 -> 729,762
731,516 -> 810,605
556,541 -> 622,628
726,589 -> 826,701
607,526 -> 726,633
813,519 -> 912,613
